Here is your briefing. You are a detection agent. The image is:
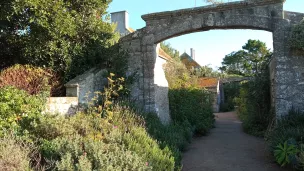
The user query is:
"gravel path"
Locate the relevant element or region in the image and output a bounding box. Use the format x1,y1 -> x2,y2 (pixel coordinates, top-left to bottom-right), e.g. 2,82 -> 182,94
182,111 -> 287,171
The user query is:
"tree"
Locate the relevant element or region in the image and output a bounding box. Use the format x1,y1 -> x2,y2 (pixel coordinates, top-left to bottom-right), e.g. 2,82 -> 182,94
160,42 -> 180,60
0,0 -> 118,80
220,39 -> 272,76
194,65 -> 224,78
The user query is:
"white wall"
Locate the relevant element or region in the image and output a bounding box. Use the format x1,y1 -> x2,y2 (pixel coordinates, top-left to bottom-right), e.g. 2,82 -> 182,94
154,44 -> 170,123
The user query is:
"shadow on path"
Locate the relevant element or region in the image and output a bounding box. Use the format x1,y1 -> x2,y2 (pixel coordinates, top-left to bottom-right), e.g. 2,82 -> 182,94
182,111 -> 287,171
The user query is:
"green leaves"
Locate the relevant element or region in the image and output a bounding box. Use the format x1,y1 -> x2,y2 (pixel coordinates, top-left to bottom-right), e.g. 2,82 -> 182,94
274,140 -> 299,167
0,0 -> 118,81
220,39 -> 272,76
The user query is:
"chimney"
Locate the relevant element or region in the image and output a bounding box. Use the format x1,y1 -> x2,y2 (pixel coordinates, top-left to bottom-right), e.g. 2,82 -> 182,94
190,48 -> 195,60
110,11 -> 129,35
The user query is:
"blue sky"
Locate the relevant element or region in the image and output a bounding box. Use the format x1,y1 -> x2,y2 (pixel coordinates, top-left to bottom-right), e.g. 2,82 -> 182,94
108,0 -> 304,69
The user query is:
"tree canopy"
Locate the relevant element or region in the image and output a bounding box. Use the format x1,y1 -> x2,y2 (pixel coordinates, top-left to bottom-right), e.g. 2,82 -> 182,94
219,39 -> 272,76
160,42 -> 180,60
0,0 -> 118,80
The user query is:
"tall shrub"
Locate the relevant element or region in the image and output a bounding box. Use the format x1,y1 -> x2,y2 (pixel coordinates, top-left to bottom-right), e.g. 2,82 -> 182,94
0,0 -> 118,81
234,70 -> 272,137
0,86 -> 46,136
220,82 -> 241,112
0,65 -> 51,95
165,61 -> 215,135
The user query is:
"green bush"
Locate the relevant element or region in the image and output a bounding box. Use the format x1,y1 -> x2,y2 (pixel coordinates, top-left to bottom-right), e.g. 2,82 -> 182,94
33,104 -> 177,170
169,88 -> 214,135
234,72 -> 271,137
266,109 -> 304,170
0,135 -> 32,171
220,82 -> 241,112
266,109 -> 304,150
297,144 -> 304,170
41,134 -> 151,171
0,74 -> 195,170
0,86 -> 46,136
274,139 -> 299,167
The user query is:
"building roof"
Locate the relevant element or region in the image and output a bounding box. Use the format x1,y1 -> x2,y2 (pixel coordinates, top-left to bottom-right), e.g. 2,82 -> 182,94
198,77 -> 219,88
158,48 -> 172,61
180,52 -> 201,69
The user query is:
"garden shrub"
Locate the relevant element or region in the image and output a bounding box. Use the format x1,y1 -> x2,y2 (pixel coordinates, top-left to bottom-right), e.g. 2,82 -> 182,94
33,103 -> 177,170
0,73 -> 196,170
234,72 -> 271,137
0,86 -> 46,136
220,82 -> 241,112
0,135 -> 32,171
0,64 -> 52,95
266,109 -> 304,170
297,144 -> 304,170
41,134 -> 151,171
169,88 -> 214,135
266,109 -> 304,150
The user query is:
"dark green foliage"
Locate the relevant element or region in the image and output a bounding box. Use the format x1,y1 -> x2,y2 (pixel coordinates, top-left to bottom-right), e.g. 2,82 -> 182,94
266,109 -> 304,150
220,82 -> 241,112
144,113 -> 193,167
193,65 -> 225,78
290,20 -> 304,51
169,88 -> 215,135
0,0 -> 119,81
274,139 -> 299,167
266,109 -> 304,170
220,39 -> 272,76
234,70 -> 271,137
298,144 -> 304,170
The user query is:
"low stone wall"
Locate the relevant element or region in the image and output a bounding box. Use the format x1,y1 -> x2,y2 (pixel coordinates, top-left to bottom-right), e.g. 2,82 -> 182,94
65,68 -> 108,104
45,67 -> 108,115
45,97 -> 78,115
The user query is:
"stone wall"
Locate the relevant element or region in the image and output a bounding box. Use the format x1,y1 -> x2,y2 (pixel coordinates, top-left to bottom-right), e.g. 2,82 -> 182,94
120,0 -> 304,122
45,97 -> 78,115
270,11 -> 304,117
120,0 -> 285,123
65,68 -> 108,104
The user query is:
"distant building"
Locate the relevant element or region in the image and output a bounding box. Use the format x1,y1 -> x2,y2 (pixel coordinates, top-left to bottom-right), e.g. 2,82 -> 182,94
198,77 -> 224,113
180,49 -> 201,70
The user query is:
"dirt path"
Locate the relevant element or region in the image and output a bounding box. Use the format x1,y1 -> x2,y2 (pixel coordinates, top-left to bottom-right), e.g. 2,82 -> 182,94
182,111 -> 286,171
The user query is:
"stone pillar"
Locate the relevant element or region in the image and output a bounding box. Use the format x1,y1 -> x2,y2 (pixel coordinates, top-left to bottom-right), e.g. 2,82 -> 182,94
272,18 -> 304,117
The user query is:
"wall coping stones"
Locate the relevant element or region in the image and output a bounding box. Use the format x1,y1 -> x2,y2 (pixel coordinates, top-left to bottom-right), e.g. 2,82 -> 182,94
142,0 -> 284,21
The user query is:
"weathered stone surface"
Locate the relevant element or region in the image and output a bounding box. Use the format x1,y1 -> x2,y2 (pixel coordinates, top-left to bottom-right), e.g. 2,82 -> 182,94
65,68 -> 108,104
45,97 -> 78,115
120,0 -> 304,123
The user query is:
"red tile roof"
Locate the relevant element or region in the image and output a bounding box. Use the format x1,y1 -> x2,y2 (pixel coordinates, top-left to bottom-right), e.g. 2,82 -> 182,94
198,77 -> 219,88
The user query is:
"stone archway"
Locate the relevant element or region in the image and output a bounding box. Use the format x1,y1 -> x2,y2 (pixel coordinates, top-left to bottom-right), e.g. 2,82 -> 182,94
120,0 -> 304,123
